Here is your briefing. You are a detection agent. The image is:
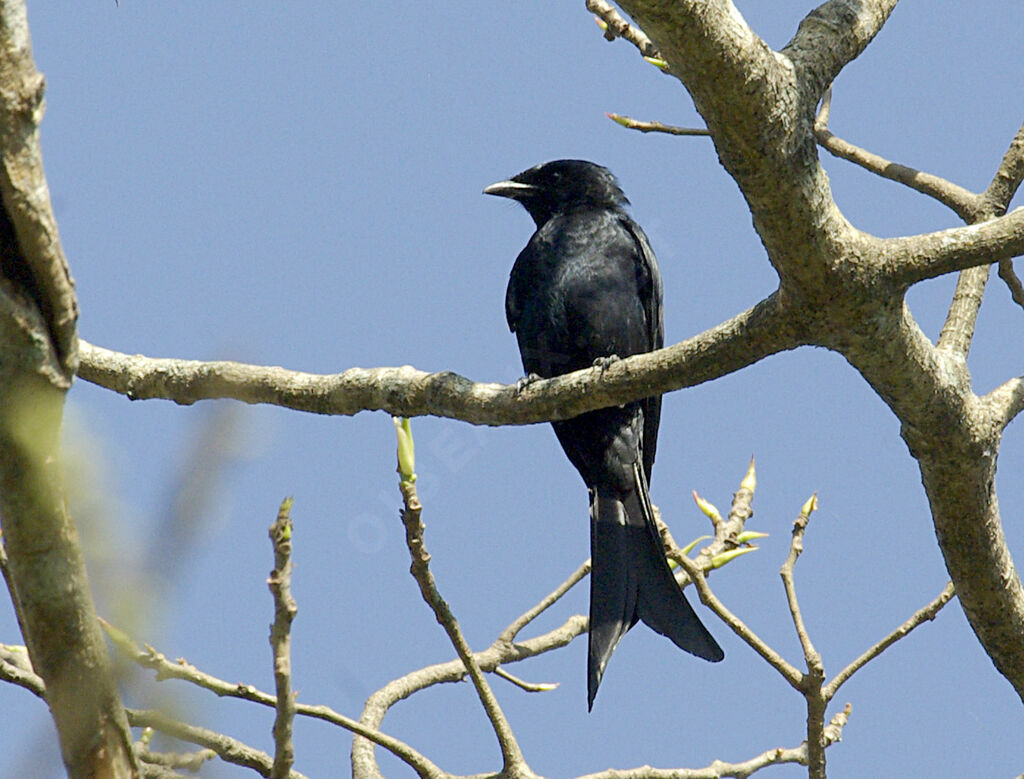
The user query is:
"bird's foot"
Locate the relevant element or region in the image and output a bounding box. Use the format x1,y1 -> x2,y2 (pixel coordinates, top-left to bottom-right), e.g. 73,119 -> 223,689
515,373 -> 544,393
592,354 -> 620,372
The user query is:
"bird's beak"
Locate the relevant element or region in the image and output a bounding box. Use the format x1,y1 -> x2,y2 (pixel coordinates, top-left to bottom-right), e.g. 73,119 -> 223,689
482,180 -> 538,199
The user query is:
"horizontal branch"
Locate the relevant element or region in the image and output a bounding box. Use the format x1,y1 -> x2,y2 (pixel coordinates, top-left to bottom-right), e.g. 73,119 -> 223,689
575,707 -> 850,779
880,207 -> 1024,288
78,293 -> 802,425
128,709 -> 309,779
100,623 -> 446,777
607,112 -> 710,136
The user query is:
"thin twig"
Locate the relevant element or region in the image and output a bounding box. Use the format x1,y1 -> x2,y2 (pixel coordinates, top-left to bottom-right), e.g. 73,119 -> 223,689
493,666 -> 558,693
780,496 -> 823,675
0,643 -> 44,698
982,119 -> 1024,212
353,603 -> 588,775
814,88 -> 979,221
126,709 -> 310,779
498,558 -> 589,643
268,498 -> 298,779
135,746 -> 217,773
575,708 -> 851,779
778,496 -> 826,778
100,623 -> 447,777
673,553 -> 803,690
606,113 -> 710,136
824,582 -> 956,700
585,0 -> 662,60
397,477 -> 534,777
997,259 -> 1024,310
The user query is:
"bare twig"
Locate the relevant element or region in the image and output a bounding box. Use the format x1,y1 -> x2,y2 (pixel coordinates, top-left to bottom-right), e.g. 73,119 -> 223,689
983,120 -> 1024,213
674,553 -> 803,690
0,643 -> 44,698
576,706 -> 851,779
778,496 -> 826,777
0,655 -> 313,779
780,495 -> 822,673
814,89 -> 979,221
498,558 -> 589,643
493,666 -> 558,693
135,746 -> 216,773
997,259 -> 1024,310
268,498 -> 298,779
99,622 -> 447,777
396,472 -> 533,776
606,113 -> 710,136
824,582 -> 956,700
586,0 -> 662,60
354,594 -> 589,775
126,709 -> 309,779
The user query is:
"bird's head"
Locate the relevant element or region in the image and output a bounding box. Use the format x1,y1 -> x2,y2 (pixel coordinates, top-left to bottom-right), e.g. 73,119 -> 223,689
483,159 -> 629,227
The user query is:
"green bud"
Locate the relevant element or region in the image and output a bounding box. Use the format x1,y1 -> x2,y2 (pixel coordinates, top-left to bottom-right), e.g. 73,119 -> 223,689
692,491 -> 722,523
393,417 -> 417,483
740,457 -> 756,492
735,530 -> 768,544
801,493 -> 818,516
710,546 -> 757,568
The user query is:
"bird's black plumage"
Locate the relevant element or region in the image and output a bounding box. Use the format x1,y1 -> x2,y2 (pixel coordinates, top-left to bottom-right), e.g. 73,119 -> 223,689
484,159 -> 723,709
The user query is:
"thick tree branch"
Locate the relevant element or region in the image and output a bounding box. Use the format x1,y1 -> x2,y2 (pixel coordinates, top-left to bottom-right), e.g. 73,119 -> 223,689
0,0 -> 77,371
983,377 -> 1024,432
607,0 -> 1024,713
77,293 -> 802,425
936,266 -> 991,356
784,0 -> 900,101
879,207 -> 1024,288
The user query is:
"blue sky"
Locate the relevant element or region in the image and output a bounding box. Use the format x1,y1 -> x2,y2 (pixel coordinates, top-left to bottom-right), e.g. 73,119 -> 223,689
3,2 -> 1023,776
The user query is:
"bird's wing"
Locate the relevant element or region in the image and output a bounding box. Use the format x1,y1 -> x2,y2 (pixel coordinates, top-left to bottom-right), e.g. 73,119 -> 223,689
619,216 -> 664,480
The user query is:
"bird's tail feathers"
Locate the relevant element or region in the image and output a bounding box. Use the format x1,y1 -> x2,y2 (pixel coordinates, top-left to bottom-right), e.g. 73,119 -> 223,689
629,462 -> 723,664
587,465 -> 723,710
587,493 -> 640,710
